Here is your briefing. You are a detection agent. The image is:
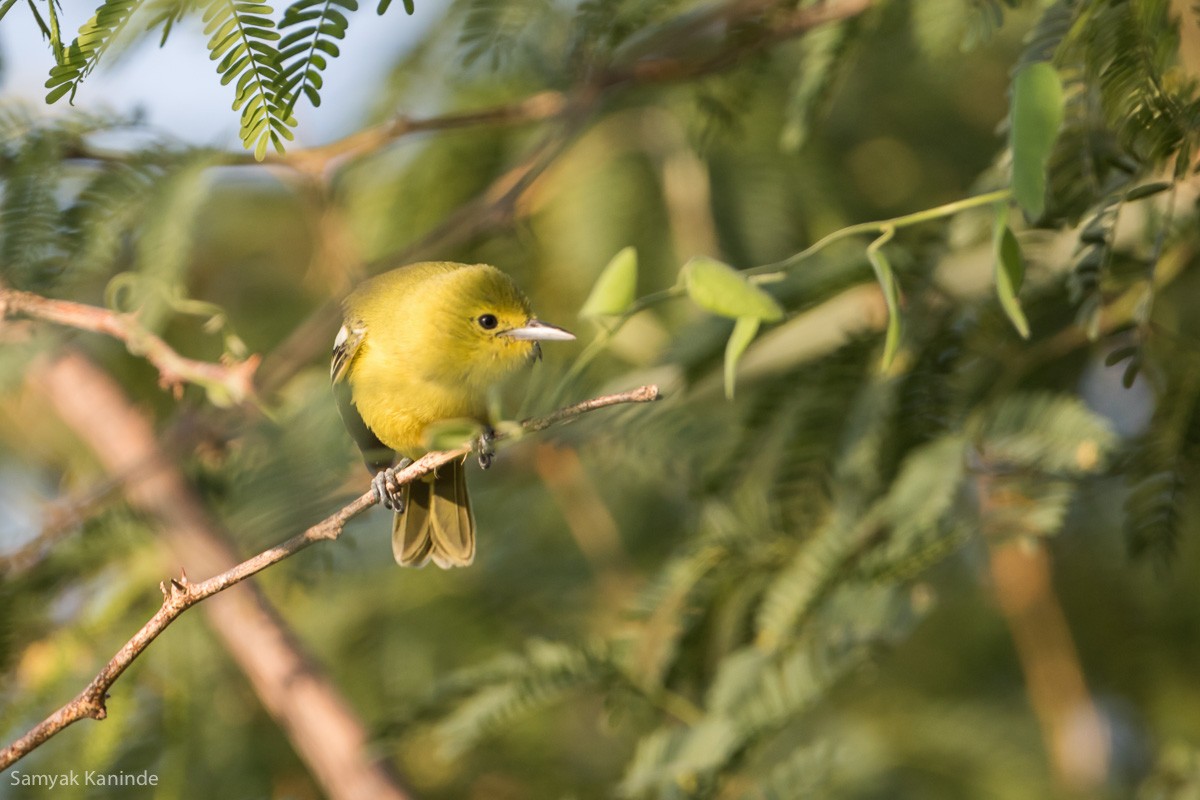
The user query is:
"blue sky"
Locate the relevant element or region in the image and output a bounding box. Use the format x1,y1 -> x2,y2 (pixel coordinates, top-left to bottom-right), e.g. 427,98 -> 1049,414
0,0 -> 437,148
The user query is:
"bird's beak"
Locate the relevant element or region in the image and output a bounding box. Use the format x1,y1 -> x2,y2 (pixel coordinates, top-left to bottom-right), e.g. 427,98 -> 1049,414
501,319 -> 576,342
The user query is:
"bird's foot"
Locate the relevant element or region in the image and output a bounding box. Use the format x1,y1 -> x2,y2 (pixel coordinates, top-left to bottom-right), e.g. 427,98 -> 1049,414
476,425 -> 496,470
372,458 -> 413,511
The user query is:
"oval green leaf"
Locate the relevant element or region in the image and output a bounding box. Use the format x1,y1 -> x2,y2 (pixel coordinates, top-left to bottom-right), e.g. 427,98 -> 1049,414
993,221 -> 1030,339
866,244 -> 901,368
682,257 -> 783,322
724,316 -> 760,400
580,246 -> 638,319
1009,61 -> 1064,219
423,418 -> 484,451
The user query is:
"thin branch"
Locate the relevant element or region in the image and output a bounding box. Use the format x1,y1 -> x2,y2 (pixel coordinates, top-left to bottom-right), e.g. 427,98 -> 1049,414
600,0 -> 873,87
265,90 -> 571,174
58,0 -> 870,174
28,351 -> 411,800
0,288 -> 259,404
0,383 -> 660,772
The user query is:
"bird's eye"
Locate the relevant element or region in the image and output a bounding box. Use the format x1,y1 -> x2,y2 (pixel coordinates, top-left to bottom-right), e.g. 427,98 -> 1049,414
477,314 -> 499,330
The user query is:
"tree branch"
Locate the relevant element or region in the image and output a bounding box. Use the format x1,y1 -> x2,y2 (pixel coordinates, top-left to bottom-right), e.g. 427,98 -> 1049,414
0,287 -> 259,404
0,382 -> 660,772
16,351 -> 413,800
264,90 -> 571,174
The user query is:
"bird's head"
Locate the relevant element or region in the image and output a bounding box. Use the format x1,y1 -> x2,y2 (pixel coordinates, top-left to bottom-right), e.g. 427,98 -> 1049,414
421,264 -> 574,389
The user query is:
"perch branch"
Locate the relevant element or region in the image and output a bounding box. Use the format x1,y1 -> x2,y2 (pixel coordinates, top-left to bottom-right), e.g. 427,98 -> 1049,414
20,351 -> 411,800
0,383 -> 660,772
0,287 -> 258,404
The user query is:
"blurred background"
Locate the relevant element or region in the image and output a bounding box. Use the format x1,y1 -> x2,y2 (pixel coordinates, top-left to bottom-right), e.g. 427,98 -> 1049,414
2,0 -> 1200,797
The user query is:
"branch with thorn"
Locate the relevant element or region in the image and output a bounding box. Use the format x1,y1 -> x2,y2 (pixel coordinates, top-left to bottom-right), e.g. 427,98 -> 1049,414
0,287 -> 259,405
0,383 -> 660,771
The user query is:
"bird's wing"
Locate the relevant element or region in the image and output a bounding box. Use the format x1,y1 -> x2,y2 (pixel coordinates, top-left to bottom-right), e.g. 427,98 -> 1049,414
331,321 -> 396,473
331,321 -> 365,383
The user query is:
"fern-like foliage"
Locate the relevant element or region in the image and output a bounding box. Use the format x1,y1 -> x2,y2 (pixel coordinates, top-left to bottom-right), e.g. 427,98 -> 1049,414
0,134 -> 64,289
779,21 -> 856,152
43,0 -> 143,104
1060,0 -> 1200,171
621,584 -> 925,798
275,0 -> 355,115
202,0 -> 295,159
1037,0 -> 1199,222
0,106 -> 136,289
1123,369 -> 1200,564
456,0 -> 556,71
425,640 -> 619,758
143,0 -> 201,45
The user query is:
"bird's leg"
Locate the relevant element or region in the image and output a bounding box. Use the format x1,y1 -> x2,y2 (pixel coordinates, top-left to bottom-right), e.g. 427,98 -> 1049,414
476,425 -> 496,470
371,458 -> 413,511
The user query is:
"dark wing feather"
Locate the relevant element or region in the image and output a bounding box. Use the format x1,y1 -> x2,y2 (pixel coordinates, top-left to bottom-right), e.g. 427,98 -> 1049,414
331,321 -> 396,473
429,460 -> 475,567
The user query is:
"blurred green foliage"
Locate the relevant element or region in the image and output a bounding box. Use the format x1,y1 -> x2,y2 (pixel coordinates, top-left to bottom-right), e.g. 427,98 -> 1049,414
4,0 -> 1200,798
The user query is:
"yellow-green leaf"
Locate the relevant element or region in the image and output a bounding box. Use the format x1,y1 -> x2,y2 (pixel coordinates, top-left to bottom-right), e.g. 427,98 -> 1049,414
724,316 -> 760,400
992,208 -> 1030,339
422,418 -> 484,451
1009,62 -> 1064,219
866,241 -> 901,367
580,246 -> 638,318
682,257 -> 783,322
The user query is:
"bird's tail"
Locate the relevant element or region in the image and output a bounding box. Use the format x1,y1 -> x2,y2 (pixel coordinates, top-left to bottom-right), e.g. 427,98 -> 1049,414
392,460 -> 475,568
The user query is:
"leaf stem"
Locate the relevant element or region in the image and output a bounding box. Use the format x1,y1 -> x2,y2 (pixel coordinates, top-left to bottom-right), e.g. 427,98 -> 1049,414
559,189 -> 1013,391
749,188 -> 1013,278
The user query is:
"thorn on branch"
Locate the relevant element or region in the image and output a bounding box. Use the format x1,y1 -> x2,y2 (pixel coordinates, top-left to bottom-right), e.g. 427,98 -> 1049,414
161,570 -> 192,603
0,288 -> 260,407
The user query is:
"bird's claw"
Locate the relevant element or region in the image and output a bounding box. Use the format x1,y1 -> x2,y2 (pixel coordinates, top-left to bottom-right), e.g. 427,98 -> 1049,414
476,425 -> 496,470
372,459 -> 412,511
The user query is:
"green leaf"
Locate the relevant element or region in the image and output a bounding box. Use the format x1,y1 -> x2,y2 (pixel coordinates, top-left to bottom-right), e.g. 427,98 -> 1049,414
1009,61 -> 1064,219
866,237 -> 901,367
723,316 -> 759,400
681,257 -> 783,322
45,82 -> 74,103
422,418 -> 484,451
1124,181 -> 1172,202
992,207 -> 1030,339
42,0 -> 144,105
580,247 -> 638,319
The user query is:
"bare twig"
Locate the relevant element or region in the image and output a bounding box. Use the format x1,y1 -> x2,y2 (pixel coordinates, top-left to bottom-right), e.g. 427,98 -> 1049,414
266,91 -> 571,175
0,382 -> 660,772
0,288 -> 259,404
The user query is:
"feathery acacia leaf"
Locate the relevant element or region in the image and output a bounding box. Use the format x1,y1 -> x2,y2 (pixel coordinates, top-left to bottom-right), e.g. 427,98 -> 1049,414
202,0 -> 294,159
275,0 -> 356,114
432,640 -> 615,758
457,0 -> 554,69
43,0 -> 143,104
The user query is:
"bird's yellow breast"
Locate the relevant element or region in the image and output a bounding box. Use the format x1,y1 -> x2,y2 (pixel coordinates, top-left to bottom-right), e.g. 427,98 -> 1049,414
338,262 -> 543,459
346,337 -> 488,459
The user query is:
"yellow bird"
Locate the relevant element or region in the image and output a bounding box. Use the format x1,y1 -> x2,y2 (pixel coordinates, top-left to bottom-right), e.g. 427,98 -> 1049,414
332,262 -> 575,568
